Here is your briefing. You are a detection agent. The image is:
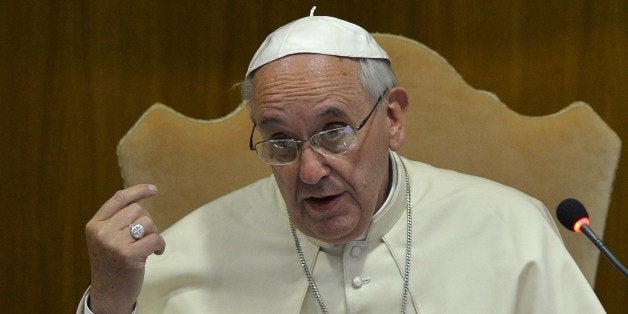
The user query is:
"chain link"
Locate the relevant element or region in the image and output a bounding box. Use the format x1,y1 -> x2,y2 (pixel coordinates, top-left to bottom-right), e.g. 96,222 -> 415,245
289,221 -> 329,313
400,158 -> 412,313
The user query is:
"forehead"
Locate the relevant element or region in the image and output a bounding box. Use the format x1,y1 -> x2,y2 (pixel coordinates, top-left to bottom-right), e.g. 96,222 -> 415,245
251,54 -> 368,126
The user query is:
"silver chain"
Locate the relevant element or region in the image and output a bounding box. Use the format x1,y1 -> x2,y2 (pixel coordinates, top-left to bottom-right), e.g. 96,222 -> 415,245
400,158 -> 412,313
289,158 -> 413,314
289,220 -> 329,313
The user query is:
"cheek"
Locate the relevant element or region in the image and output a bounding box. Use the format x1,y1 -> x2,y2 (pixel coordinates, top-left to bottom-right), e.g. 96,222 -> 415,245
272,166 -> 298,204
351,136 -> 389,178
337,159 -> 374,204
347,136 -> 390,203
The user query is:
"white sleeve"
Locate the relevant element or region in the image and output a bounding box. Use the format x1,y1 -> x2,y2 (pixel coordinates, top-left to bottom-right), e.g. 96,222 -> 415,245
77,289 -> 137,314
83,293 -> 95,314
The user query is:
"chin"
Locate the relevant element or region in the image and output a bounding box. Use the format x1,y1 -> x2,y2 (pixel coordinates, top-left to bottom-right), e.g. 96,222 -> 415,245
310,221 -> 363,244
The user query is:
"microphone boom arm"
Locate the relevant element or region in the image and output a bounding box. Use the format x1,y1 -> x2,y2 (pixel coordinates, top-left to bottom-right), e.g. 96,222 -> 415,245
580,224 -> 628,277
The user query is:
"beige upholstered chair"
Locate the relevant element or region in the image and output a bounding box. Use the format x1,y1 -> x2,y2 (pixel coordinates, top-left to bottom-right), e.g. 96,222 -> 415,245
117,34 -> 621,286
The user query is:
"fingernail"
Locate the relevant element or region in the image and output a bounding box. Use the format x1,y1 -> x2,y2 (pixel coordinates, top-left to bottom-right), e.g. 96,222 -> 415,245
148,184 -> 157,193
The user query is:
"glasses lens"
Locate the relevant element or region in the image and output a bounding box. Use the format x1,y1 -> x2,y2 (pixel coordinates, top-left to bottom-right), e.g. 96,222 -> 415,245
311,127 -> 357,155
256,140 -> 299,165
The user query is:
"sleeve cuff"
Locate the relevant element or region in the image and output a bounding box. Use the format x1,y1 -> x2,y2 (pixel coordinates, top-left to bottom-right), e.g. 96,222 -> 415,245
78,289 -> 137,314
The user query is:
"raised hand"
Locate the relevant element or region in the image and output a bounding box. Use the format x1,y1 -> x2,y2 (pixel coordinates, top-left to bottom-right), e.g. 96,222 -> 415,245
85,184 -> 166,313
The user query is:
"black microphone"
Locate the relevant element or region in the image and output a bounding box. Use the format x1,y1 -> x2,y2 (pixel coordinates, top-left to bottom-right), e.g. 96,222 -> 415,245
556,198 -> 627,277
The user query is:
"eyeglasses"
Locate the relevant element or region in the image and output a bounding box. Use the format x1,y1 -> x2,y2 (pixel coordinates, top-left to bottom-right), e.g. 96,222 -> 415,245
249,93 -> 385,165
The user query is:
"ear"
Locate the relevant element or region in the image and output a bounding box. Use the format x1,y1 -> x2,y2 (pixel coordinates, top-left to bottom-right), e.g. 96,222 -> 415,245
386,87 -> 409,151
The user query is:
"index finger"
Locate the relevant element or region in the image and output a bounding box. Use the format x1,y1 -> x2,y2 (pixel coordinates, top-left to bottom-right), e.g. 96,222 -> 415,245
93,184 -> 158,221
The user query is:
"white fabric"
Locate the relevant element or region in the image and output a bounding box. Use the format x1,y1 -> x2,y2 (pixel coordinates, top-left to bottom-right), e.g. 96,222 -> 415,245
77,153 -> 605,313
79,292 -> 93,314
80,290 -> 137,314
246,16 -> 390,78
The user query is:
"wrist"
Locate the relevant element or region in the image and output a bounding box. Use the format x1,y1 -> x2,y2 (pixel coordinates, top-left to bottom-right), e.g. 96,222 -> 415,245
89,288 -> 136,314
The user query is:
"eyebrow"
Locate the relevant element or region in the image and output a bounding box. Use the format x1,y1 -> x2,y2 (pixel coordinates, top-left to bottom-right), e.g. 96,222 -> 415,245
318,107 -> 350,121
258,116 -> 283,129
258,107 -> 351,130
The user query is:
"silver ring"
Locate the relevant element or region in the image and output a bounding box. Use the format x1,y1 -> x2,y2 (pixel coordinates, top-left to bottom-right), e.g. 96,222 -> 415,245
129,223 -> 145,240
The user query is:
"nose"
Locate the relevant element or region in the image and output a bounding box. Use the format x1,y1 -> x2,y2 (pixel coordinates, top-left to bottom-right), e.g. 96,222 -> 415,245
298,144 -> 331,185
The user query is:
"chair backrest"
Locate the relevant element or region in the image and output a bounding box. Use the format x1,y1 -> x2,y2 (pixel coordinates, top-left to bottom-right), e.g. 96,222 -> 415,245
117,34 -> 621,286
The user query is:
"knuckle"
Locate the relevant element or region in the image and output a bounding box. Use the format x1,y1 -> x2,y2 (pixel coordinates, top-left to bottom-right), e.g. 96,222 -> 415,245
146,222 -> 158,235
112,189 -> 127,203
146,234 -> 165,251
127,203 -> 143,217
136,203 -> 149,216
126,205 -> 151,225
143,215 -> 154,225
96,227 -> 111,242
87,228 -> 109,248
158,235 -> 166,249
85,221 -> 104,240
85,220 -> 96,233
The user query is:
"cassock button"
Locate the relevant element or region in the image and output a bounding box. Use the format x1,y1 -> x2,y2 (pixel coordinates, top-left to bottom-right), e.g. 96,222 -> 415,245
352,276 -> 363,288
350,246 -> 361,258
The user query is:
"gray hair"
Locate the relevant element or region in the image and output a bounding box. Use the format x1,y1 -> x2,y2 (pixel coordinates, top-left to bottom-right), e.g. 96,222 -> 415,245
241,57 -> 397,108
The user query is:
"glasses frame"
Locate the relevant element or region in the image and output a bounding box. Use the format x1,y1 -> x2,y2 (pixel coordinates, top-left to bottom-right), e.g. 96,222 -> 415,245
249,91 -> 386,165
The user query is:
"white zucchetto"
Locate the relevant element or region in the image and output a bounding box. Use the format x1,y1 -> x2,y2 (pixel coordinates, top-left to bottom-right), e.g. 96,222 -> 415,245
246,15 -> 390,78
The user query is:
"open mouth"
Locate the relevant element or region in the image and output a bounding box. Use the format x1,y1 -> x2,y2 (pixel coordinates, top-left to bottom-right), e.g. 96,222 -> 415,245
304,193 -> 342,211
309,195 -> 337,203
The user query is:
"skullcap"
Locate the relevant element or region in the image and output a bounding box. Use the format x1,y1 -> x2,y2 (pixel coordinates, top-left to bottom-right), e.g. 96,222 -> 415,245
246,15 -> 389,78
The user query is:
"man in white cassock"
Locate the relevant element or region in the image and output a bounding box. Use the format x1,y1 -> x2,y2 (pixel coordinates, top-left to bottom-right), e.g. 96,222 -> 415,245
79,14 -> 605,313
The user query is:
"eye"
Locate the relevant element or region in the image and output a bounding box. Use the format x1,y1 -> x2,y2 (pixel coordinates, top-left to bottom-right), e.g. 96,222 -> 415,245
322,122 -> 350,131
319,127 -> 348,141
312,126 -> 355,154
267,139 -> 298,162
271,140 -> 294,149
267,132 -> 292,141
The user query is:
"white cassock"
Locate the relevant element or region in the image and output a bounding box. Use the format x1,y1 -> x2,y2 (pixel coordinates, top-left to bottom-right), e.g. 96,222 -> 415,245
78,152 -> 605,313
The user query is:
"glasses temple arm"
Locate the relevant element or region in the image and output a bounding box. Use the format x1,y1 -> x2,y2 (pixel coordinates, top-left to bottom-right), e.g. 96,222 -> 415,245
249,123 -> 257,151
